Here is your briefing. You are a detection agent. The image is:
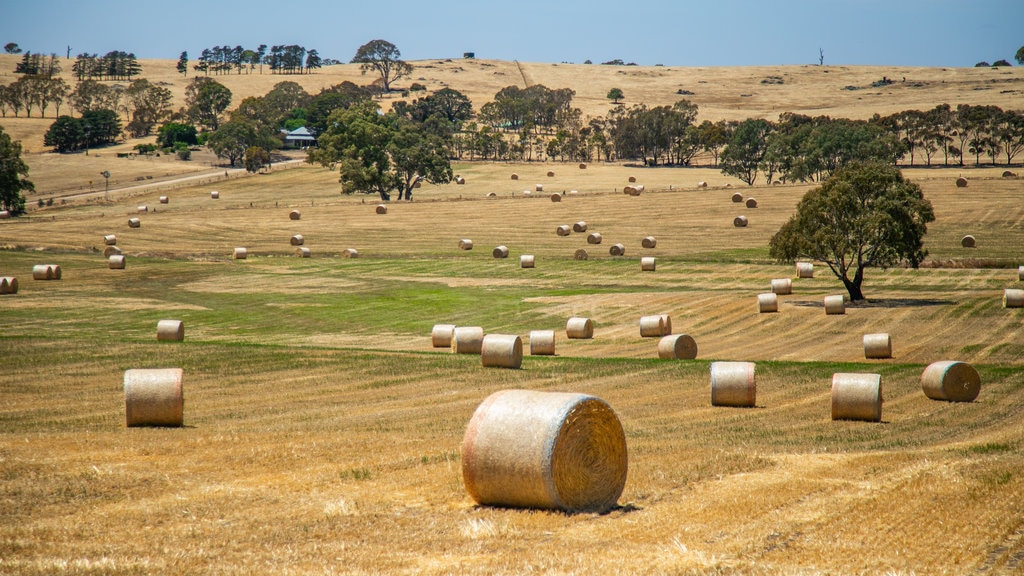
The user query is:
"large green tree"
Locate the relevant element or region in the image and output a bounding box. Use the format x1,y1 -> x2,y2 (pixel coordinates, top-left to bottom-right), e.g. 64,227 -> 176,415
720,118 -> 772,184
185,77 -> 232,130
768,161 -> 934,302
0,126 -> 32,214
123,79 -> 173,137
350,39 -> 412,93
207,118 -> 271,166
1016,45 -> 1024,66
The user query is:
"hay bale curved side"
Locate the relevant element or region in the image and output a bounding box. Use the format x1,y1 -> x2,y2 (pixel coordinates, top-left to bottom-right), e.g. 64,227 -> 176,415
104,234 -> 117,245
556,225 -> 571,236
961,235 -> 976,248
863,333 -> 892,359
342,248 -> 359,258
481,334 -> 523,369
159,196 -> 169,204
831,373 -> 882,422
757,293 -> 778,313
921,360 -> 981,402
795,262 -> 814,278
609,243 -> 625,256
458,238 -> 473,250
770,278 -> 792,295
640,257 -> 656,272
573,221 -> 588,233
710,361 -> 756,407
156,319 -> 185,342
733,215 -> 748,227
0,276 -> 19,295
290,234 -> 305,246
295,247 -> 311,258
493,245 -> 509,259
128,218 -> 141,228
452,326 -> 485,354
639,315 -> 665,338
108,255 -> 126,269
824,295 -> 846,315
566,317 -> 593,339
658,334 -> 697,359
233,247 -> 247,259
587,233 -> 603,245
431,324 -> 456,348
529,330 -> 556,356
124,368 -> 184,427
520,255 -> 535,268
32,265 -> 53,280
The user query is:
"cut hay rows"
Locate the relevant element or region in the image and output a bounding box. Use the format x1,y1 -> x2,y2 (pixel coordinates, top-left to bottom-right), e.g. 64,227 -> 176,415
710,361 -> 756,407
123,368 -> 184,427
658,334 -> 697,359
863,333 -> 892,359
529,330 -> 556,356
831,373 -> 883,422
920,360 -> 981,402
480,334 -> 523,369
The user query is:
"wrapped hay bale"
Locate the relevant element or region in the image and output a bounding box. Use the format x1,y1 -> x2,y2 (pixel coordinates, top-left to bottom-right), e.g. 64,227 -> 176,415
731,192 -> 743,203
481,334 -> 523,369
461,389 -> 627,513
961,235 -> 976,248
609,243 -> 625,256
863,333 -> 892,359
493,245 -> 509,259
159,196 -> 169,204
639,315 -> 666,337
295,247 -> 311,258
641,236 -> 657,249
578,163 -> 587,169
0,276 -> 18,295
757,293 -> 778,313
697,181 -> 707,188
104,234 -> 117,246
511,173 -> 519,180
529,330 -> 556,356
556,225 -> 571,236
210,190 -> 219,199
658,334 -> 697,359
710,361 -> 756,407
921,360 -> 981,402
733,215 -> 748,227
290,234 -> 305,246
124,368 -> 184,427
104,245 -> 122,257
128,218 -> 141,228
745,198 -> 758,208
137,205 -> 148,213
536,183 -> 544,192
520,255 -> 535,268
795,262 -> 814,278
547,171 -> 555,177
550,193 -> 562,203
156,319 -> 184,342
824,294 -> 846,315
1003,288 -> 1024,308
587,232 -> 603,245
568,190 -> 578,196
32,265 -> 55,280
108,255 -> 126,269
431,324 -> 456,348
628,176 -> 637,183
566,317 -> 594,339
342,248 -> 359,258
573,221 -> 588,233
233,247 -> 247,259
289,210 -> 301,220
640,257 -> 656,272
955,177 -> 968,188
376,204 -> 388,214
458,239 -> 473,250
452,326 -> 485,354
770,278 -> 792,295
831,373 -> 882,422
573,249 -> 589,261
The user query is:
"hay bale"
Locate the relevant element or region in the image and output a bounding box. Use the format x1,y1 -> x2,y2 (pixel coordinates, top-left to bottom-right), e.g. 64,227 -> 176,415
290,234 -> 305,246
824,294 -> 846,315
566,317 -> 593,339
159,196 -> 169,204
108,255 -> 126,269
529,330 -> 556,356
458,239 -> 473,250
455,176 -> 465,184
731,192 -> 744,203
547,171 -> 555,177
587,232 -> 603,245
137,205 -> 148,213
757,292 -> 778,313
641,236 -> 656,248
863,333 -> 892,359
921,360 -> 981,402
831,373 -> 882,422
128,217 -> 141,228
955,177 -> 968,188
104,234 -> 117,246
556,225 -> 571,236
210,190 -> 219,199
745,198 -> 758,208
295,247 -> 311,258
481,334 -> 523,369
1003,288 -> 1024,308
573,221 -> 588,233
1019,266 -> 1024,281
658,334 -> 697,359
573,249 -> 589,261
795,262 -> 814,278
104,245 -> 122,257
1003,170 -> 1018,178
431,324 -> 456,348
376,204 -> 388,214
640,257 -> 656,272
32,265 -> 54,280
961,235 -> 976,248
550,193 -> 562,203
660,314 -> 672,335
624,184 -> 644,196
578,163 -> 587,169
461,389 -> 627,513
342,248 -> 359,258
486,192 -> 497,198
697,181 -> 707,188
0,210 -> 9,219
511,173 -> 519,180
289,210 -> 301,220
0,276 -> 18,295
233,247 -> 247,259
733,215 -> 748,227
124,368 -> 184,427
520,254 -> 535,268
710,361 -> 756,408
493,245 -> 509,259
770,278 -> 792,295
523,190 -> 532,197
628,176 -> 636,183
48,265 -> 61,280
156,319 -> 184,342
452,326 -> 485,354
609,243 -> 625,256
568,190 -> 578,196
535,183 -> 544,192
639,315 -> 666,338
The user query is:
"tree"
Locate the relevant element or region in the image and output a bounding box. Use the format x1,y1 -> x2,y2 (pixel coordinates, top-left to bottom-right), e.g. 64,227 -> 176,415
177,51 -> 188,77
351,39 -> 412,93
768,161 -> 934,302
720,118 -> 771,184
70,79 -> 120,114
1016,46 -> 1024,65
244,146 -> 271,173
0,126 -> 32,214
4,43 -> 21,54
123,79 -> 173,137
157,122 -> 199,149
43,115 -> 84,152
607,88 -> 624,104
305,49 -> 322,73
208,118 -> 273,166
185,77 -> 232,130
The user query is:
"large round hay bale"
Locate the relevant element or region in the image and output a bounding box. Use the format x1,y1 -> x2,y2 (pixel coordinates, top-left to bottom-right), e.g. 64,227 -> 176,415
461,389 -> 627,513
108,255 -> 126,269
511,173 -> 519,180
104,245 -> 122,257
863,333 -> 892,359
658,334 -> 697,359
535,183 -> 544,192
770,278 -> 792,295
210,190 -> 219,199
624,185 -> 644,196
573,221 -> 588,233
431,324 -> 456,348
831,373 -> 882,422
573,249 -> 589,261
455,176 -> 466,185
156,320 -> 184,342
159,196 -> 169,204
452,326 -> 485,354
1003,170 -> 1018,178
921,360 -> 980,402
376,204 -> 388,214
640,257 -> 656,272
745,198 -> 758,208
486,192 -> 497,198
547,171 -> 555,177
1003,288 -> 1024,308
609,243 -> 625,256
587,232 -> 603,245
128,218 -> 141,228
295,247 -> 311,258
493,245 -> 509,259
137,205 -> 148,213
289,210 -> 301,220
124,368 -> 184,427
641,236 -> 656,249
481,334 -> 523,369
566,317 -> 593,339
955,177 -> 968,188
568,190 -> 578,195
104,234 -> 117,246
1018,266 -> 1024,281
757,293 -> 778,313
697,181 -> 707,188
824,295 -> 846,315
578,163 -> 587,169
233,247 -> 247,259
639,315 -> 666,338
0,276 -> 18,295
523,190 -> 532,197
961,235 -> 976,248
550,193 -> 562,203
733,215 -> 748,227
32,265 -> 52,280
342,247 -> 359,258
710,361 -> 756,407
529,330 -> 556,356
556,225 -> 571,236
660,314 -> 672,335
0,210 -> 9,219
628,176 -> 636,183
731,192 -> 743,203
458,239 -> 473,250
290,234 -> 305,246
795,262 -> 814,278
520,254 -> 535,268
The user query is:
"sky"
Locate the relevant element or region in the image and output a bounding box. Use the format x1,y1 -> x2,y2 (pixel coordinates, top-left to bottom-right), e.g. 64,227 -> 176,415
1,0 -> 1021,68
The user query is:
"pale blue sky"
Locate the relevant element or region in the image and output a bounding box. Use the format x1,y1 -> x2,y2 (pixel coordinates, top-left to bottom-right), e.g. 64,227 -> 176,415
1,0 -> 1021,67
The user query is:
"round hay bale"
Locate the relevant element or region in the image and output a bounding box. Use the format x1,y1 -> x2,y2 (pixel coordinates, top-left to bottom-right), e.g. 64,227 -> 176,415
568,190 -> 578,196
431,324 -> 456,348
461,389 -> 627,513
376,204 -> 388,214
486,192 -> 497,198
658,334 -> 697,359
128,218 -> 141,228
0,276 -> 19,295
137,205 -> 148,213
824,294 -> 846,315
578,163 -> 587,169
745,198 -> 758,208
1018,266 -> 1024,281
342,247 -> 359,258
108,255 -> 126,270
49,265 -> 61,280
624,185 -> 644,196
547,171 -> 555,177
961,235 -> 976,248
1002,170 -> 1017,178
573,249 -> 589,261
731,192 -> 744,203
710,361 -> 756,408
210,190 -> 219,199
520,254 -> 535,268
795,262 -> 814,278
104,245 -> 122,257
529,330 -> 556,356
295,247 -> 311,258
455,176 -> 465,185
104,234 -> 117,246
156,319 -> 184,342
609,243 -> 625,257
452,326 -> 485,354
159,196 -> 169,204
641,236 -> 656,249
566,317 -> 593,339
863,333 -> 892,359
955,177 -> 968,188
639,315 -> 666,338
458,239 -> 473,250
831,373 -> 882,422
481,334 -> 523,369
289,210 -> 301,220
573,221 -> 588,233
587,232 -> 603,245
550,193 -> 562,203
628,176 -> 636,183
290,234 -> 305,246
556,225 -> 571,236
493,245 -> 509,259
124,368 -> 184,427
640,257 -> 656,272
523,190 -> 532,197
32,265 -> 52,280
921,360 -> 980,402
770,278 -> 792,295
511,173 -> 519,180
697,181 -> 707,188
733,215 -> 748,227
660,314 -> 672,335
0,210 -> 9,219
1003,288 -> 1024,308
757,292 -> 778,313
233,247 -> 247,260
535,183 -> 544,192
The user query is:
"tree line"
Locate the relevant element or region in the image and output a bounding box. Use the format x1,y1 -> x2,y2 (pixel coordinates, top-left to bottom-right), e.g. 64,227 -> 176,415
187,44 -> 322,76
70,51 -> 143,81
